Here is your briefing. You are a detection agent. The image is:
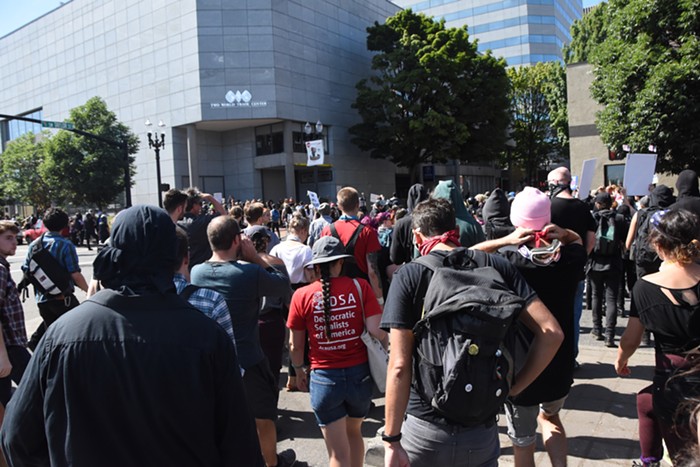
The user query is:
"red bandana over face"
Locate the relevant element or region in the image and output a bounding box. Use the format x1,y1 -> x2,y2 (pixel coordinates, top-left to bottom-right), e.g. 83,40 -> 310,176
418,228 -> 462,256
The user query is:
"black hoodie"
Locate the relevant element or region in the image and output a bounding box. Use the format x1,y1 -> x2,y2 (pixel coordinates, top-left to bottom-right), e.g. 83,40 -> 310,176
390,184 -> 428,264
671,169 -> 700,218
481,188 -> 515,240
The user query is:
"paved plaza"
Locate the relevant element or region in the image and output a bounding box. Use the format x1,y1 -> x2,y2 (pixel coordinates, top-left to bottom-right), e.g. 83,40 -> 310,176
277,313 -> 655,466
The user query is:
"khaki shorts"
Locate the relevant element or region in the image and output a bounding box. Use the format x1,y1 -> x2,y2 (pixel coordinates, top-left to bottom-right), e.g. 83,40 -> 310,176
504,396 -> 567,447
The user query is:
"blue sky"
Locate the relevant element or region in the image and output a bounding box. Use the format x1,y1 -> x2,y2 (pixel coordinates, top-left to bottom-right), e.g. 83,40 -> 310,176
1,0 -> 603,38
0,0 -> 64,38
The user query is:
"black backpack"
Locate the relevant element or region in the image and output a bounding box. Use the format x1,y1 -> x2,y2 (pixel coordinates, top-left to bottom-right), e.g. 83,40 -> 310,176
18,234 -> 73,298
412,249 -> 526,427
329,222 -> 368,280
593,211 -> 618,257
633,207 -> 662,274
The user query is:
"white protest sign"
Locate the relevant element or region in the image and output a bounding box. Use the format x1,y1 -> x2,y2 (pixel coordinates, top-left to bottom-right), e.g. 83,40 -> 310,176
213,192 -> 223,204
370,193 -> 380,203
307,190 -> 320,208
305,140 -> 324,166
623,153 -> 657,196
577,159 -> 598,199
571,175 -> 579,192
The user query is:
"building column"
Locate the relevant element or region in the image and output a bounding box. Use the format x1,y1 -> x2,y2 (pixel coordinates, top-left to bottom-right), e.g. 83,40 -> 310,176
186,124 -> 199,188
283,120 -> 296,199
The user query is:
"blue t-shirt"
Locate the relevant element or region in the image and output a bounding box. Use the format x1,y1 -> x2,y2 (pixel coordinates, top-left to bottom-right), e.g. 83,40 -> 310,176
191,260 -> 290,369
22,232 -> 80,303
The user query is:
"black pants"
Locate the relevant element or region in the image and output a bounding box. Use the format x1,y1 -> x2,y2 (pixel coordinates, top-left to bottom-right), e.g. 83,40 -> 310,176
28,294 -> 80,350
589,269 -> 620,338
0,345 -> 31,406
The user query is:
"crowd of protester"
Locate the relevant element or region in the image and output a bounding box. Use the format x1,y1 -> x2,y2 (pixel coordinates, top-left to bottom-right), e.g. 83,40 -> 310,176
0,170 -> 698,466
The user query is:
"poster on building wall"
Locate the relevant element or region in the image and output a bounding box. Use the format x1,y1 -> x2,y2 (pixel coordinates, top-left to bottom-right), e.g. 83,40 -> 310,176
623,153 -> 658,196
307,190 -> 320,208
306,140 -> 324,166
577,159 -> 598,200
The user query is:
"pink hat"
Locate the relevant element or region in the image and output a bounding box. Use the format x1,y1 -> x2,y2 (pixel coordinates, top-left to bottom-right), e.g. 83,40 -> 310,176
510,187 -> 551,230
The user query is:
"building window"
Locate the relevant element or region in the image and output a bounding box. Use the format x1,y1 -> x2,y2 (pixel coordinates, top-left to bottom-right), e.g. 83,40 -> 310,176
255,123 -> 284,156
1,109 -> 43,152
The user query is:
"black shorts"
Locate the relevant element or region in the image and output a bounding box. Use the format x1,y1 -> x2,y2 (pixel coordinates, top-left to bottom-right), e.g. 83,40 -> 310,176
242,357 -> 279,420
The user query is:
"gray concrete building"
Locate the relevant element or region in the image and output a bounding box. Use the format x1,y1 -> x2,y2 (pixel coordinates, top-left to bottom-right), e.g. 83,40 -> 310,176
0,0 -> 409,206
566,62 -> 674,193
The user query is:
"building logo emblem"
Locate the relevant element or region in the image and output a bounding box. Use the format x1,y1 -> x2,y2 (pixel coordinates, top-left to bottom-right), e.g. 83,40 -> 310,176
212,89 -> 266,108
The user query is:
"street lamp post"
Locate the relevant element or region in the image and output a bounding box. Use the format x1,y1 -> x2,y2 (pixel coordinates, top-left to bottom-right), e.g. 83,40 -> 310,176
146,119 -> 166,208
304,120 -> 324,195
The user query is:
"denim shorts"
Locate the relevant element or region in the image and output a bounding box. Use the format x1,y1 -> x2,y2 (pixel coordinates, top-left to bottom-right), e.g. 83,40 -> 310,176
504,396 -> 567,447
309,362 -> 372,426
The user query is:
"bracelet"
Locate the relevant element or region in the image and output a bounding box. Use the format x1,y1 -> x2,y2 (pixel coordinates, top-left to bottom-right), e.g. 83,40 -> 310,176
377,297 -> 385,306
381,431 -> 402,443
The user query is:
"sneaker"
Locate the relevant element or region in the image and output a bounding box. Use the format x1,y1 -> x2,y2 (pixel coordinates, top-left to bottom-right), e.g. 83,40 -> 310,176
632,460 -> 661,467
591,329 -> 604,341
276,449 -> 297,467
605,336 -> 616,348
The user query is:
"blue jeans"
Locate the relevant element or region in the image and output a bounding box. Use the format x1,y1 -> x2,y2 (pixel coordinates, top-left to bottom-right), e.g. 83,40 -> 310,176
402,414 -> 499,467
309,362 -> 372,426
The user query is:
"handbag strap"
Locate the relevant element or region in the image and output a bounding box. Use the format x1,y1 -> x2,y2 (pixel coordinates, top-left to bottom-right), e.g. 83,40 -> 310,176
352,278 -> 366,326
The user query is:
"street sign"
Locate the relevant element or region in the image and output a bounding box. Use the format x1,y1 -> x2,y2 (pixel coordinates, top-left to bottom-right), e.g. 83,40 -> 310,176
41,120 -> 74,130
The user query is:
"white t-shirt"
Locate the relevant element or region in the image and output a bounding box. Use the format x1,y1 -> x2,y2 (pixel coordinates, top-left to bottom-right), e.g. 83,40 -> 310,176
270,240 -> 313,285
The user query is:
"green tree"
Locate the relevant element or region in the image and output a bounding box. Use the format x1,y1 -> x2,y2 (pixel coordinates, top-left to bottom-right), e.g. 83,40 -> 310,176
350,10 -> 511,181
563,2 -> 610,64
0,132 -> 58,211
506,62 -> 569,184
45,97 -> 139,209
587,0 -> 700,173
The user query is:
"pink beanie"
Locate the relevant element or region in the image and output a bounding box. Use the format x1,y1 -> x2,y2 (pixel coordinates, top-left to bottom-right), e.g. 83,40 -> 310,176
510,187 -> 551,230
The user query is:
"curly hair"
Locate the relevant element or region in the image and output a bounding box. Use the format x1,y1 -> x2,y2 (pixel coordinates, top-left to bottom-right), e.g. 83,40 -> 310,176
649,209 -> 700,265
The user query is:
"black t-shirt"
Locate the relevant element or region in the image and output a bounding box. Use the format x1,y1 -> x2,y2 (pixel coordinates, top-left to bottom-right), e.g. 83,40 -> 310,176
630,279 -> 700,355
550,197 -> 597,251
500,243 -> 587,406
178,213 -> 220,269
381,248 -> 536,425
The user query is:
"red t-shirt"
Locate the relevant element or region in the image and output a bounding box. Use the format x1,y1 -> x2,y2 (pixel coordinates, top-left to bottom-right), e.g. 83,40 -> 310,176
321,219 -> 381,274
287,276 -> 382,369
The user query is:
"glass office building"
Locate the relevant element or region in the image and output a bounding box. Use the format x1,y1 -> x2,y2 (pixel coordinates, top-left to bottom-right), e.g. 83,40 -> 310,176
392,0 -> 582,65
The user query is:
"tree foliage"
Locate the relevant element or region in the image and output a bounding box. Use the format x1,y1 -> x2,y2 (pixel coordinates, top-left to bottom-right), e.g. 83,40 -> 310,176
563,2 -> 610,64
45,97 -> 139,209
0,132 -> 58,211
506,62 -> 569,184
350,10 -> 510,179
583,0 -> 700,173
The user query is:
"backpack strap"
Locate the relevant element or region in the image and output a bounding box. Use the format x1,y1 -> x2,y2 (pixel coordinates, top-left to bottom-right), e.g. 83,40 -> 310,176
330,221 -> 365,256
179,284 -> 200,302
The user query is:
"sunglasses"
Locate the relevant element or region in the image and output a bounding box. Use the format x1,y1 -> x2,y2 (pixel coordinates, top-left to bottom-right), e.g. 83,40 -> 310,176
518,239 -> 562,266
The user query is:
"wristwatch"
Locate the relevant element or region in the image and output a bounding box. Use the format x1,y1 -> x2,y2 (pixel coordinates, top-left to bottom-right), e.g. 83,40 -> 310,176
380,430 -> 402,443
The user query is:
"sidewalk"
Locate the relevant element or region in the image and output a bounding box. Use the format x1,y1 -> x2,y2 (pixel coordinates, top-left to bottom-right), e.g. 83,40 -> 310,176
276,310 -> 658,466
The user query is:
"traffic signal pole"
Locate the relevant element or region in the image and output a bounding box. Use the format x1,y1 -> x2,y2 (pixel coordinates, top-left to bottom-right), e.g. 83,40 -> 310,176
0,114 -> 132,207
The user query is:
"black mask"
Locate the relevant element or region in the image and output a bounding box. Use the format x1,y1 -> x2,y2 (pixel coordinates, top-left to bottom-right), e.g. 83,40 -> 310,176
548,183 -> 570,199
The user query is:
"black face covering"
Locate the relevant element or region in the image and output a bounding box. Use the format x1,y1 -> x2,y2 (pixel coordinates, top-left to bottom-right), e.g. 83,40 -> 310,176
548,183 -> 570,199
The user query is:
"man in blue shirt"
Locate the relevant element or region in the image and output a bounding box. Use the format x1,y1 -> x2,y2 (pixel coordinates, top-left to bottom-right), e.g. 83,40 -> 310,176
24,208 -> 88,350
192,215 -> 294,467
